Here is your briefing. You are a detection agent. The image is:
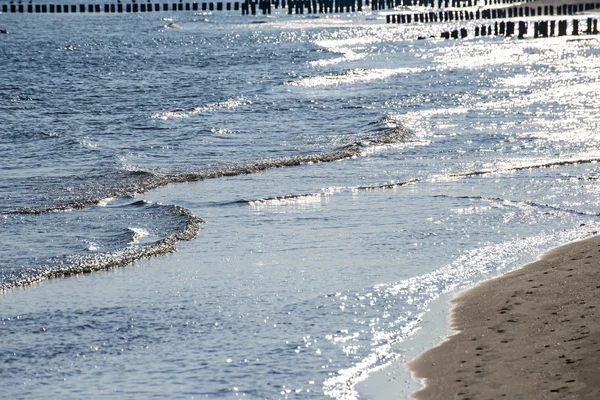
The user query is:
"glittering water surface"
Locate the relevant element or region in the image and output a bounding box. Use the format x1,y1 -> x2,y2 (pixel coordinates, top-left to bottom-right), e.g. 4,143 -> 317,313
1,9 -> 600,399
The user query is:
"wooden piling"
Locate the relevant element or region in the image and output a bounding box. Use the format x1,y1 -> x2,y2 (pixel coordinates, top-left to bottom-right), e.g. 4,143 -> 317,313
506,20 -> 515,36
518,20 -> 527,38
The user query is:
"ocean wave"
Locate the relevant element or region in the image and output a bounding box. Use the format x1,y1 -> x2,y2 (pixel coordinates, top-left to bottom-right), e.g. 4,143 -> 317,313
356,178 -> 420,190
0,115 -> 411,290
96,197 -> 116,207
286,68 -> 419,87
128,227 -> 151,245
6,202 -> 88,215
437,194 -> 600,218
0,204 -> 203,292
151,97 -> 252,120
240,179 -> 420,206
309,37 -> 377,67
112,122 -> 410,202
446,157 -> 600,179
246,193 -> 324,206
5,118 -> 411,217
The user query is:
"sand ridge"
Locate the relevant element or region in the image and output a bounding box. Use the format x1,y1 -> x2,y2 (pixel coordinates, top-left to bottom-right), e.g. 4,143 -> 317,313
407,235 -> 600,399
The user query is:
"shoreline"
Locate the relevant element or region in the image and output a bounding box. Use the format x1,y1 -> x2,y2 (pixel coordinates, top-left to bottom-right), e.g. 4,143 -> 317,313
356,291 -> 457,400
406,235 -> 600,399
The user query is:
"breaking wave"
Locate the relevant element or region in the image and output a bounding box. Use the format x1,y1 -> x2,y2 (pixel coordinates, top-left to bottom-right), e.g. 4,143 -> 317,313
436,194 -> 600,218
8,120 -> 411,216
151,97 -> 253,120
0,203 -> 203,291
446,157 -> 600,179
239,179 -> 420,206
1,118 -> 411,291
286,68 -> 421,87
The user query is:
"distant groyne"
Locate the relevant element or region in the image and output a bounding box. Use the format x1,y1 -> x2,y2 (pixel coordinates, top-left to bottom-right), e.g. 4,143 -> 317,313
431,17 -> 599,39
0,2 -> 241,14
0,0 -> 399,15
386,1 -> 600,24
384,0 -> 600,41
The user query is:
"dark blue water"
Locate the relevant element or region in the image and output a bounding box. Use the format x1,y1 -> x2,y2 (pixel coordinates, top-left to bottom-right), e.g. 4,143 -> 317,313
2,8 -> 600,399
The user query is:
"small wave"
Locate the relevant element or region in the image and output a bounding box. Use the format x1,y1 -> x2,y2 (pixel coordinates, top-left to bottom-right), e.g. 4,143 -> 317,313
6,197 -> 139,215
447,157 -> 600,179
356,178 -> 419,190
6,149 -> 360,217
239,179 -> 420,206
151,97 -> 252,120
7,202 -> 87,215
437,194 -> 600,218
142,144 -> 362,183
8,119 -> 411,218
361,116 -> 411,147
286,68 -> 419,87
128,227 -> 150,244
246,193 -> 323,206
0,205 -> 203,292
309,37 -> 377,67
97,197 -> 115,207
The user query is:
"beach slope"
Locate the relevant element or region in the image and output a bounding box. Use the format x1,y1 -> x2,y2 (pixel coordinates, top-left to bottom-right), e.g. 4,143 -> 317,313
407,236 -> 600,399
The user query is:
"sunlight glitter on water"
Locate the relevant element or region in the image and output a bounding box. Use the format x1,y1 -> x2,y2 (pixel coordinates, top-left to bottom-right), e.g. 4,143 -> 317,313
151,97 -> 253,120
287,68 -> 420,87
3,10 -> 600,400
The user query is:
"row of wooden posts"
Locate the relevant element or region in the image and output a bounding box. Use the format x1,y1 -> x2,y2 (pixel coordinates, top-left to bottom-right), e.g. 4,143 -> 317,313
435,17 -> 599,39
0,0 -> 386,14
391,0 -> 535,9
387,2 -> 600,24
1,2 -> 241,13
2,0 -> 599,16
251,0 -> 366,14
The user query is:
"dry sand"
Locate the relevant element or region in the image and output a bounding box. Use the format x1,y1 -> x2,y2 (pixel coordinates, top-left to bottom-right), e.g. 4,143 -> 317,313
407,235 -> 600,399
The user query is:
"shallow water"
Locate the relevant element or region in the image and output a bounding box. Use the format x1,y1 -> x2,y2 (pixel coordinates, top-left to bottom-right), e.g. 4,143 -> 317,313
1,8 -> 600,399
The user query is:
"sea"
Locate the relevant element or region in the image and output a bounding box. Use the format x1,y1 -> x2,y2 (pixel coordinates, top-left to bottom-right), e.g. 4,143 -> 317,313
1,6 -> 600,399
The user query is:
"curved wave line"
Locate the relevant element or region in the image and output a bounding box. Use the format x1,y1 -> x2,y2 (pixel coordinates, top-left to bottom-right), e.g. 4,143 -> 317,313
286,68 -> 419,88
435,194 -> 600,217
356,178 -> 420,190
151,97 -> 252,121
7,124 -> 410,217
0,205 -> 203,292
449,158 -> 600,179
238,179 -> 420,205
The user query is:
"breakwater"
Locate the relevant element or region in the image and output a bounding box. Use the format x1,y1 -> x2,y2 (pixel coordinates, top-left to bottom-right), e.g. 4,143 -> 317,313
0,1 -> 241,13
431,17 -> 599,39
384,0 -> 600,41
387,2 -> 600,24
0,0 -> 397,15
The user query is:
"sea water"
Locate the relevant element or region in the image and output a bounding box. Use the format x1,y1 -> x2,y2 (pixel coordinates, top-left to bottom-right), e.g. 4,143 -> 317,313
1,8 -> 600,399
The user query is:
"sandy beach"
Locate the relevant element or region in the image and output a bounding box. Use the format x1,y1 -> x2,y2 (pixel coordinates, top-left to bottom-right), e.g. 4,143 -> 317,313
407,235 -> 600,399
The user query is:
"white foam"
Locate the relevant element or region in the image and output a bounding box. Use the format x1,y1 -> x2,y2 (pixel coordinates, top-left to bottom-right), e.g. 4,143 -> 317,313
96,197 -> 115,207
151,97 -> 252,120
287,68 -> 420,88
128,227 -> 150,244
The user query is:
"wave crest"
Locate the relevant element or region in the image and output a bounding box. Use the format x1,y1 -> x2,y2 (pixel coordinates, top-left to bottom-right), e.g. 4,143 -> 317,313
0,204 -> 203,291
286,68 -> 420,87
151,97 -> 252,120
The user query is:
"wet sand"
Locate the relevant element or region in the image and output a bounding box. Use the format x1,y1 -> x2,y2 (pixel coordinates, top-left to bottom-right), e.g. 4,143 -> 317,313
407,235 -> 600,399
